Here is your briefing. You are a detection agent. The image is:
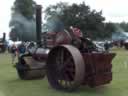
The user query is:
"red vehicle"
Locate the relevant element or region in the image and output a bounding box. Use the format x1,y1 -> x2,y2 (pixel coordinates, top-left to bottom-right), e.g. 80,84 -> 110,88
0,33 -> 6,53
15,5 -> 116,91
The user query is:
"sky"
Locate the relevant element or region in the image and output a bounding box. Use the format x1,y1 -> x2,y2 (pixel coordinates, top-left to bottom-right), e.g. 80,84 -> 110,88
0,0 -> 128,38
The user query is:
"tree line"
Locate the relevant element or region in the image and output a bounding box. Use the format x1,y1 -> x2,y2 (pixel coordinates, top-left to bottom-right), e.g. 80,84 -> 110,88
9,0 -> 128,41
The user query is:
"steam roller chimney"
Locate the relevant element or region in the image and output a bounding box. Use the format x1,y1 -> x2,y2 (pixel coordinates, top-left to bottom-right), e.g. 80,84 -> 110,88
3,33 -> 6,42
36,5 -> 42,47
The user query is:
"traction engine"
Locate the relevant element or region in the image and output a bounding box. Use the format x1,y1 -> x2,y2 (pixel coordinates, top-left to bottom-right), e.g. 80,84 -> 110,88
15,5 -> 116,91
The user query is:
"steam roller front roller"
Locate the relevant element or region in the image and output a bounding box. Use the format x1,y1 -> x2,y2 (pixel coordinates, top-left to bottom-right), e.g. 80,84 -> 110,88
47,45 -> 85,91
16,54 -> 46,80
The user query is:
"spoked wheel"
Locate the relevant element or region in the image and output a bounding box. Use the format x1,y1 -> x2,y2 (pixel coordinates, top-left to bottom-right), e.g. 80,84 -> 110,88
47,45 -> 85,91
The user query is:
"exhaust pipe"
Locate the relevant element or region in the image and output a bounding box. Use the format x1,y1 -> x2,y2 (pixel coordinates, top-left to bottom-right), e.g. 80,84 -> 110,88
2,33 -> 6,42
36,5 -> 42,47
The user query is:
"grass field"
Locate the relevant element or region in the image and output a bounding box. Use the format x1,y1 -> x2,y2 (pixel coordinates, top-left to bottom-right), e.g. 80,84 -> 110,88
0,49 -> 128,96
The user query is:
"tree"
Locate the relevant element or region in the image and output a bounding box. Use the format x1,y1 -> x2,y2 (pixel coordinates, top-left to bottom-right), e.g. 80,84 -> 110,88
12,0 -> 36,19
119,22 -> 128,32
44,2 -> 105,39
104,22 -> 116,39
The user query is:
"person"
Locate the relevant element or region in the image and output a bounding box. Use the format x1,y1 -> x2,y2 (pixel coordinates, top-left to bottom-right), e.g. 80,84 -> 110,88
69,26 -> 83,38
104,41 -> 110,52
69,26 -> 96,52
69,26 -> 83,47
10,44 -> 17,64
27,42 -> 36,54
17,43 -> 26,57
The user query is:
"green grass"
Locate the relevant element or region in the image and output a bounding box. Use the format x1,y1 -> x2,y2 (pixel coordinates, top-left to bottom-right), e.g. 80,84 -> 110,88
0,49 -> 128,96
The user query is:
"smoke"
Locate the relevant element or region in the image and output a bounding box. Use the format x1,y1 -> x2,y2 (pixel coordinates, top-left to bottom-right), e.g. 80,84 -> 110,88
9,11 -> 64,42
43,7 -> 65,33
44,17 -> 64,32
9,12 -> 36,41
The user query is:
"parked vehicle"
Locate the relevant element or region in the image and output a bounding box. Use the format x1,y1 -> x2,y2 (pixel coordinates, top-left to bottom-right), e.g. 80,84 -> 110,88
0,33 -> 6,53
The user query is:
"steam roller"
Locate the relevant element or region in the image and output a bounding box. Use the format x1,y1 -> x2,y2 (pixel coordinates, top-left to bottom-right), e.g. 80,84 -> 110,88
15,5 -> 116,91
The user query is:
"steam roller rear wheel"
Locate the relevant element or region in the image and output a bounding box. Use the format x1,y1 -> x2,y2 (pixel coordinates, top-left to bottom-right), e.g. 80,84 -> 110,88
47,45 -> 85,91
16,54 -> 45,80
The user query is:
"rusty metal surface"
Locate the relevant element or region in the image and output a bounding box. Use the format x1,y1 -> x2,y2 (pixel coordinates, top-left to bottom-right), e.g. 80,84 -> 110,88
62,45 -> 85,84
16,54 -> 46,80
23,56 -> 46,69
16,66 -> 45,80
82,52 -> 116,87
46,45 -> 85,91
41,30 -> 72,48
32,48 -> 50,61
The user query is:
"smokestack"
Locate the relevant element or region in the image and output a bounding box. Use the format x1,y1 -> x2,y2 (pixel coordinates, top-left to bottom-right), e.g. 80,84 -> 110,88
2,33 -> 6,42
36,5 -> 42,47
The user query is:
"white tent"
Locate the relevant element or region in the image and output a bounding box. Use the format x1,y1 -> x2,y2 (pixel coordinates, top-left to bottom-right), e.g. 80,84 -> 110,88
112,32 -> 128,41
